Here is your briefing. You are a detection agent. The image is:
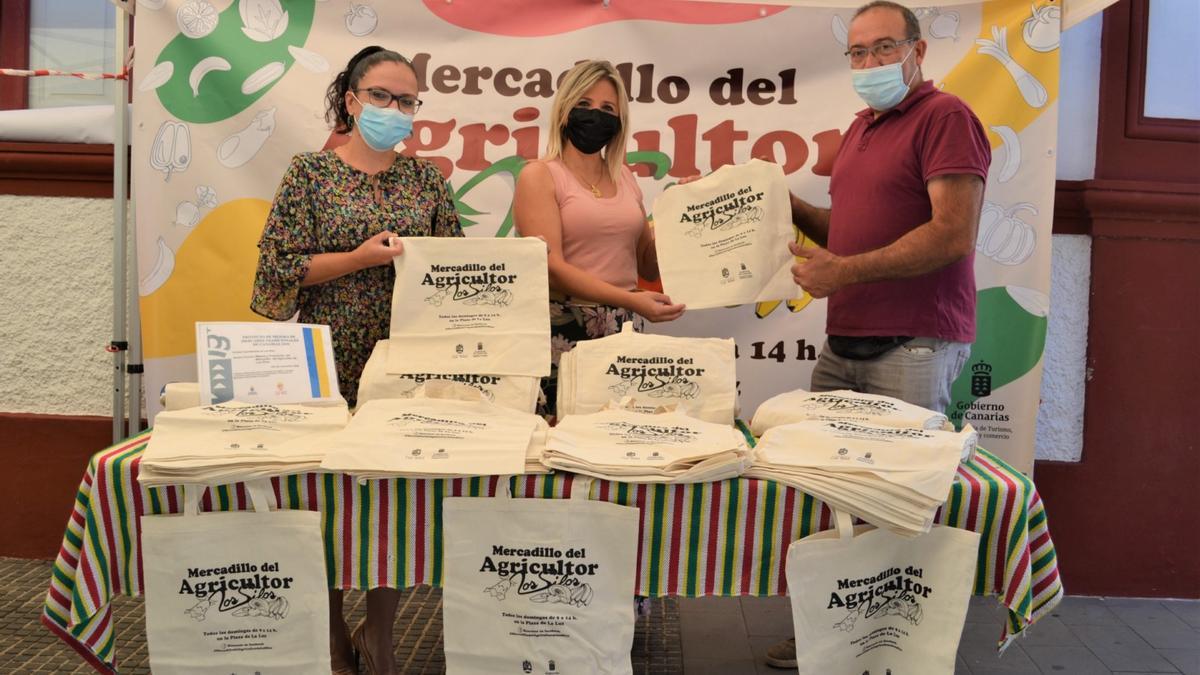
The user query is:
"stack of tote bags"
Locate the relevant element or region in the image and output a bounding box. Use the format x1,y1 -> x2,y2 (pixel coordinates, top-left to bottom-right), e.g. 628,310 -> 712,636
555,323 -> 737,424
746,414 -> 977,536
138,400 -> 350,486
357,339 -> 541,413
321,381 -> 548,480
546,400 -> 751,483
751,388 -> 975,462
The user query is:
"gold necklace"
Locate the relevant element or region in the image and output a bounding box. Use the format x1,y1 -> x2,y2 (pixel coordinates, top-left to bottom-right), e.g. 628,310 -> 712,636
569,163 -> 604,197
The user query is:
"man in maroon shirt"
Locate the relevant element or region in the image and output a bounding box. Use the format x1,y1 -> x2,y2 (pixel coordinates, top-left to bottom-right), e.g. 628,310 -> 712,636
766,1 -> 989,668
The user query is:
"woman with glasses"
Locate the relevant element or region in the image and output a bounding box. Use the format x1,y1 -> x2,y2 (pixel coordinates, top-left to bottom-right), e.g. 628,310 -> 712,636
513,59 -> 685,420
251,45 -> 461,675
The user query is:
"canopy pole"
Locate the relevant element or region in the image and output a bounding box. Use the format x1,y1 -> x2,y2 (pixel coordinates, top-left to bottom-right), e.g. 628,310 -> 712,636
110,5 -> 131,443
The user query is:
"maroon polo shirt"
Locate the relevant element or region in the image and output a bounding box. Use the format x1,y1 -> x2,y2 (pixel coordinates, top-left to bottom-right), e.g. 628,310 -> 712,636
826,80 -> 991,343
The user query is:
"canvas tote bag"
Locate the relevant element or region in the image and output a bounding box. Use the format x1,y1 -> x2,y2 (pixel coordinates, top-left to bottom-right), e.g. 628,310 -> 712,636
750,388 -> 952,437
320,395 -> 540,479
357,338 -> 541,413
443,482 -> 640,674
651,158 -> 800,309
556,323 -> 737,424
389,237 -> 550,377
786,511 -> 979,675
141,481 -> 330,674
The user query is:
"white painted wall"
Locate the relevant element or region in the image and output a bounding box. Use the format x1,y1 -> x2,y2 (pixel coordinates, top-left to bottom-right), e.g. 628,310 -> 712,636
0,195 -> 134,416
1031,9 -> 1104,463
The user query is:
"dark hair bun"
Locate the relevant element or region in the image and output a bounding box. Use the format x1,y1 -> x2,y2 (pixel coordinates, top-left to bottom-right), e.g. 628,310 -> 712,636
324,46 -> 412,134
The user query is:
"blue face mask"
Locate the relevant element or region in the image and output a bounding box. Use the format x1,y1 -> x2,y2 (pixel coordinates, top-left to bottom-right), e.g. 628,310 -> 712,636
850,45 -> 917,112
352,94 -> 414,151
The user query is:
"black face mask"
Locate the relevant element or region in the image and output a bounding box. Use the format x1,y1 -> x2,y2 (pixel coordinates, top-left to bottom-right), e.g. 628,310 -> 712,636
563,107 -> 621,155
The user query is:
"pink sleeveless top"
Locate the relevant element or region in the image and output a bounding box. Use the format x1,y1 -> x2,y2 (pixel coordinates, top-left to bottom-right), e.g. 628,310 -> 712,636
544,159 -> 645,290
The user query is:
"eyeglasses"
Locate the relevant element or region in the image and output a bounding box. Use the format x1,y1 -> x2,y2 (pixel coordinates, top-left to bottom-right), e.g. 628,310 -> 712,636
355,87 -> 423,113
844,38 -> 917,67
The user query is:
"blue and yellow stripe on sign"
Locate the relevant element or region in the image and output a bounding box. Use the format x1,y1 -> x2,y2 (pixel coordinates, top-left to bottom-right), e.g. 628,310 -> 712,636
302,326 -> 332,398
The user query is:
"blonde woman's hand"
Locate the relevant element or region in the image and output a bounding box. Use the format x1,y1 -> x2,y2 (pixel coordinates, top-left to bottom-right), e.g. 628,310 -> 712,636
629,290 -> 686,323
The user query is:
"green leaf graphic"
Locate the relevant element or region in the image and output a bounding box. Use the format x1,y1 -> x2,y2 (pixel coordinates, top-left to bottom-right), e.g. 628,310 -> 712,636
947,286 -> 1048,425
155,0 -> 316,123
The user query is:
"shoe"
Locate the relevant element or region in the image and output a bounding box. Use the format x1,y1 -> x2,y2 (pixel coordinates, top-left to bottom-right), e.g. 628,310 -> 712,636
764,637 -> 797,669
351,618 -> 379,675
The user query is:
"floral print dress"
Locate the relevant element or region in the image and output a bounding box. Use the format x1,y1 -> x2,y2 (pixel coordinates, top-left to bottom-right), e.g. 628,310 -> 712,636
251,150 -> 462,405
543,299 -> 642,418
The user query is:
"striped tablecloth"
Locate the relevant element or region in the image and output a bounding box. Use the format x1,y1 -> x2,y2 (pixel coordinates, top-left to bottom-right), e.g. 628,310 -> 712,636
43,430 -> 1062,673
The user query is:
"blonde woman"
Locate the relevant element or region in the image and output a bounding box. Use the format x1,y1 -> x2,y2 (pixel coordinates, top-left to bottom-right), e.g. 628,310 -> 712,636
514,59 -> 685,418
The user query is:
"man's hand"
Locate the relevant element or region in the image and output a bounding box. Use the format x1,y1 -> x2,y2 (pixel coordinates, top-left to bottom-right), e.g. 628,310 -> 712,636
789,240 -> 850,299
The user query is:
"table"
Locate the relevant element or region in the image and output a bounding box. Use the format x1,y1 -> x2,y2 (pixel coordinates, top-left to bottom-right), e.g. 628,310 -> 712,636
42,429 -> 1063,673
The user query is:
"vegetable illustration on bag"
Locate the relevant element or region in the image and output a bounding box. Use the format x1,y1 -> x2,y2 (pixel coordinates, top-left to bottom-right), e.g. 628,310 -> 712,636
531,583 -> 594,607
232,596 -> 290,619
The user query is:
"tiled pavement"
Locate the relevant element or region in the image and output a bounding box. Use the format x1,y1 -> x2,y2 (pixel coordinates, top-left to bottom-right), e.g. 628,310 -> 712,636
3,557 -> 1196,673
696,596 -> 1200,674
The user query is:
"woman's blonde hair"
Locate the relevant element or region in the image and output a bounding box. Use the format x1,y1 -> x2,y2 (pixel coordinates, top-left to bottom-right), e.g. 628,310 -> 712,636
543,60 -> 630,183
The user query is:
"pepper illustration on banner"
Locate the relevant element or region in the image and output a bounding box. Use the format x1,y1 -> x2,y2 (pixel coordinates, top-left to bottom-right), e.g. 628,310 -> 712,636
977,200 -> 1038,265
149,119 -> 191,181
947,285 -> 1048,425
154,0 -> 316,124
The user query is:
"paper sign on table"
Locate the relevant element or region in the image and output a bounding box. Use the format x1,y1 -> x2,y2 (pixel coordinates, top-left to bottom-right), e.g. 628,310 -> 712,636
196,322 -> 340,406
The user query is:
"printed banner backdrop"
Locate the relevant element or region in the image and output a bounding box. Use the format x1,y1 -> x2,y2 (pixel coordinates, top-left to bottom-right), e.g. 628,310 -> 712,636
132,0 -> 1060,473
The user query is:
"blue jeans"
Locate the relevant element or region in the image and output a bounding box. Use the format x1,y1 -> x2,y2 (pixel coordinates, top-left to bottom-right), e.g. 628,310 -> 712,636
809,338 -> 971,414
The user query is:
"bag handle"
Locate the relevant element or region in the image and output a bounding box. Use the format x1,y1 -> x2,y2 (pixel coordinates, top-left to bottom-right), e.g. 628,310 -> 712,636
181,481 -> 276,516
495,475 -> 514,499
833,509 -> 854,540
569,476 -> 593,501
183,484 -> 204,517
245,479 -> 276,513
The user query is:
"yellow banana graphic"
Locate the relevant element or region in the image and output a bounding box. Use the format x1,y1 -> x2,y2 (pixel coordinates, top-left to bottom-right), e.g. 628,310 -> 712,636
754,226 -> 815,319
